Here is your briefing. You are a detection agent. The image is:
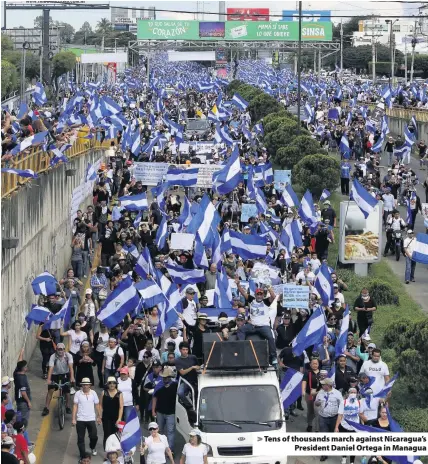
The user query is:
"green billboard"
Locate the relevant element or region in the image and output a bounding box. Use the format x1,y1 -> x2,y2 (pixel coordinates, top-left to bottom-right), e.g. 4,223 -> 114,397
137,20 -> 332,41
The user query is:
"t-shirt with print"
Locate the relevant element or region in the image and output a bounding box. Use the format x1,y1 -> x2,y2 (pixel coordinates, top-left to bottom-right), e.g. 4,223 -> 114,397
338,398 -> 364,431
359,359 -> 389,395
67,330 -> 88,354
247,296 -> 271,326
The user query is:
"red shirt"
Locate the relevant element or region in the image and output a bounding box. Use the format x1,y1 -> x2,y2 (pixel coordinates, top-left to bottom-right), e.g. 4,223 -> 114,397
14,433 -> 28,460
1,404 -> 6,421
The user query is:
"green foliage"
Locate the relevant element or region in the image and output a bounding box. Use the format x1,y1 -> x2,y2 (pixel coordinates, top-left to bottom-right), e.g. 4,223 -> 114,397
33,16 -> 74,43
367,280 -> 399,306
293,154 -> 340,197
1,33 -> 14,52
248,93 -> 281,122
96,18 -> 113,35
1,60 -> 19,98
264,121 -> 300,156
51,51 -> 76,82
264,117 -> 293,135
393,407 -> 428,433
262,110 -> 294,126
368,61 -> 399,76
343,45 -> 403,72
411,54 -> 428,77
274,135 -> 327,170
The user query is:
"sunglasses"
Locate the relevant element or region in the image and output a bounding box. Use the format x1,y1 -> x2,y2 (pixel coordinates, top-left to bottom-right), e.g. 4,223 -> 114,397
143,356 -> 149,359
149,427 -> 158,431
107,382 -> 116,385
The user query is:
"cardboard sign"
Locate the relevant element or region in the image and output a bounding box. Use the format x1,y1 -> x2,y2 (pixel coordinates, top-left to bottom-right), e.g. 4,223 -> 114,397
240,203 -> 258,222
273,170 -> 292,192
170,233 -> 195,251
283,284 -> 310,309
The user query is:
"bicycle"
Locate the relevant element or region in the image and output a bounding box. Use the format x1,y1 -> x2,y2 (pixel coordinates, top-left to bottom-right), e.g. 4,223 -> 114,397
51,380 -> 71,430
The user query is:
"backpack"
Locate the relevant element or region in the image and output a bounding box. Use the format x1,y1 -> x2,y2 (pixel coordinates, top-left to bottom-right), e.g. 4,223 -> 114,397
112,347 -> 121,371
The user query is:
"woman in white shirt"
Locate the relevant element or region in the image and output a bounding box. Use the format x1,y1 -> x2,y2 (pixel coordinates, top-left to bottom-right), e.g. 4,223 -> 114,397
141,422 -> 174,464
102,338 -> 124,384
180,429 -> 208,464
94,323 -> 110,388
60,320 -> 88,367
116,367 -> 135,421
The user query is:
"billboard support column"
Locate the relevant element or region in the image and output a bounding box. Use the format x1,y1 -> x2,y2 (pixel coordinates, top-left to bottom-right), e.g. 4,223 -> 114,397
297,0 -> 302,134
354,263 -> 369,277
42,9 -> 50,84
318,49 -> 321,81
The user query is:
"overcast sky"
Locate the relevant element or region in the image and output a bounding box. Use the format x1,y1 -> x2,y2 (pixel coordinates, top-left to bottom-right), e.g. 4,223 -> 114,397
1,1 -> 425,30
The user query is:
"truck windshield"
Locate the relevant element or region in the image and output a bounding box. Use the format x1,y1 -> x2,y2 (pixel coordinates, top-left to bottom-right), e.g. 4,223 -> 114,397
198,385 -> 282,433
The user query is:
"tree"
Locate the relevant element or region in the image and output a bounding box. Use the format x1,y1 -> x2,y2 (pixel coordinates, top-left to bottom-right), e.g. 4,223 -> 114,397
248,93 -> 281,122
34,15 -> 54,29
264,121 -> 301,156
56,22 -> 75,44
264,117 -> 294,135
1,60 -> 19,98
96,18 -> 113,35
293,154 -> 340,197
79,21 -> 93,34
51,51 -> 75,89
1,33 -> 14,53
274,136 -> 327,169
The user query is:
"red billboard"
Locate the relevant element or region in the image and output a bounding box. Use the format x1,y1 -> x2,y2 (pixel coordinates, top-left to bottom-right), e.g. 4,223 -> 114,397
226,8 -> 270,21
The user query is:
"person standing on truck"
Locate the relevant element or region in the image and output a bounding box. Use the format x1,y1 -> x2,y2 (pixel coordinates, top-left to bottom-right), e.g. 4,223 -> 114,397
235,282 -> 278,365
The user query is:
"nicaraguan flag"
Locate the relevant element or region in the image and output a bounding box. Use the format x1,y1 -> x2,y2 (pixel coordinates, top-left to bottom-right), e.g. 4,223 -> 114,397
229,230 -> 267,260
210,230 -> 222,269
11,131 -> 49,155
319,189 -> 331,203
280,368 -> 304,410
412,233 -> 428,264
44,298 -> 72,330
120,407 -> 141,454
327,365 -> 336,385
118,193 -> 148,211
165,264 -> 205,285
155,216 -> 169,250
371,133 -> 385,153
350,178 -> 378,219
1,168 -> 38,178
231,92 -> 249,110
221,227 -> 232,255
215,124 -> 234,146
339,134 -> 351,158
25,305 -> 51,329
194,233 -> 209,269
97,277 -> 140,328
280,184 -> 299,208
32,272 -> 57,296
394,144 -> 411,160
280,220 -> 302,253
335,305 -> 349,358
214,270 -> 233,309
135,246 -> 155,279
314,263 -> 335,307
85,163 -> 97,182
374,373 -> 399,398
253,122 -> 264,136
292,306 -> 327,356
166,167 -> 199,187
410,115 -> 418,139
404,124 -> 416,146
298,190 -> 317,226
177,195 -> 193,230
100,95 -> 122,115
130,130 -> 141,155
156,284 -> 183,336
186,194 -> 221,247
32,82 -> 47,106
135,279 -> 165,309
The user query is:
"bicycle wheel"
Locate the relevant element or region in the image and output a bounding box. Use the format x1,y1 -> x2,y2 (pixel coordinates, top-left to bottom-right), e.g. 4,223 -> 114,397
57,395 -> 65,430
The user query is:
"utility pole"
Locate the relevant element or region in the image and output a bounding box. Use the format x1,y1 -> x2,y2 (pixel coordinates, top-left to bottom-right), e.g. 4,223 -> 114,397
297,0 -> 302,134
39,45 -> 43,83
371,16 -> 376,83
410,20 -> 418,82
404,39 -> 408,82
340,19 -> 343,71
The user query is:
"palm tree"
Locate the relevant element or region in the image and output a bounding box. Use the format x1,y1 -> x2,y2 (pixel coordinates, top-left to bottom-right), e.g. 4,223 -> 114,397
96,18 -> 112,35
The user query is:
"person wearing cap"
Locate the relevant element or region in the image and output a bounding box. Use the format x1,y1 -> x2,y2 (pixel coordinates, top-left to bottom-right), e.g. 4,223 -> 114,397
181,288 -> 200,327
359,348 -> 390,396
102,338 -> 124,384
1,377 -> 13,412
104,420 -> 136,464
180,429 -> 208,464
42,343 -> 74,417
141,422 -> 174,464
403,229 -> 417,284
1,435 -> 20,464
152,366 -> 178,452
321,200 -> 336,227
180,312 -> 211,364
163,326 -> 183,352
100,377 -> 123,449
235,279 -> 278,365
72,377 -> 101,459
353,288 -> 377,337
117,367 -> 138,422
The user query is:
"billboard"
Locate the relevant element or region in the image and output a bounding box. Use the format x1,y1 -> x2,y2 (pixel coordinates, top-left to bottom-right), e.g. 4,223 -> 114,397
227,8 -> 270,21
282,10 -> 331,22
339,201 -> 383,264
137,20 -> 333,41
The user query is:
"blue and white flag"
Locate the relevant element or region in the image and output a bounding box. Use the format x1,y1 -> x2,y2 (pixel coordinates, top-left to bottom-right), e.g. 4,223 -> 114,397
120,407 -> 141,454
186,194 -> 221,247
319,189 -> 331,203
11,131 -> 49,155
44,298 -> 72,330
374,373 -> 399,398
314,263 -> 335,307
25,305 -> 51,329
130,130 -> 141,156
280,220 -> 302,253
335,305 -> 349,358
280,368 -> 304,410
221,227 -> 232,255
165,264 -> 205,285
85,163 -> 97,182
292,306 -> 327,356
194,233 -> 209,269
404,124 -> 416,147
1,168 -> 38,178
412,233 -> 428,264
298,190 -> 317,226
214,270 -> 233,309
280,184 -> 300,208
231,92 -> 249,110
97,277 -> 140,328
371,133 -> 385,153
327,365 -> 336,385
410,115 -> 418,139
156,284 -> 183,336
406,191 -> 416,225
394,143 -> 411,160
32,82 -> 47,106
177,195 -> 193,230
229,230 -> 267,260
118,193 -> 148,211
135,279 -> 165,309
155,216 -> 169,250
31,272 -> 57,296
350,178 -> 378,219
166,167 -> 199,187
215,124 -> 234,146
339,134 -> 351,158
253,122 -> 264,136
100,95 -> 122,115
135,246 -> 155,279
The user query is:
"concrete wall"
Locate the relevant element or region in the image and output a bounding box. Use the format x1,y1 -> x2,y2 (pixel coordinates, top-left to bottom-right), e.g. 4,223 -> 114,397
388,116 -> 428,141
1,149 -> 104,376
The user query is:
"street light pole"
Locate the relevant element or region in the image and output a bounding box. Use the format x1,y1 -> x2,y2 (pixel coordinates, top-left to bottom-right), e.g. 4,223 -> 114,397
297,0 -> 302,134
340,19 -> 343,71
410,20 -> 418,82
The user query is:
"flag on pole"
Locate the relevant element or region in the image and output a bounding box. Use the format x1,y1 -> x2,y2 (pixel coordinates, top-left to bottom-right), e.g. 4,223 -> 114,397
120,407 -> 141,454
25,305 -> 51,329
350,178 -> 378,219
412,233 -> 428,264
280,368 -> 304,410
292,306 -> 327,356
31,272 -> 57,296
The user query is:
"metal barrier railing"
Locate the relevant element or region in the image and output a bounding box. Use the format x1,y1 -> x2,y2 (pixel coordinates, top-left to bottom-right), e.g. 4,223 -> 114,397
341,101 -> 428,122
1,129 -> 111,198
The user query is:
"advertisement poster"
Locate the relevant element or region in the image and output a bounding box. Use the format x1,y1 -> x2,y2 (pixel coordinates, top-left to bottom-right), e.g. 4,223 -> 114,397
215,48 -> 228,66
274,170 -> 292,191
339,201 -> 382,263
138,20 -> 333,42
283,284 -> 310,309
281,10 -> 331,22
227,8 -> 270,21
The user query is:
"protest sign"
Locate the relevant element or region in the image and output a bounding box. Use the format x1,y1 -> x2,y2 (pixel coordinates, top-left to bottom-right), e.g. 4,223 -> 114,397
170,233 -> 195,251
283,284 -> 310,309
274,170 -> 292,191
179,143 -> 190,154
422,203 -> 428,227
241,203 -> 258,222
195,164 -> 222,187
134,162 -> 169,185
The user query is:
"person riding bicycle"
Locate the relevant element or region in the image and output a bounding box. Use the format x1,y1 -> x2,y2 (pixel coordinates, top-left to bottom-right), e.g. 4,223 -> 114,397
42,342 -> 75,417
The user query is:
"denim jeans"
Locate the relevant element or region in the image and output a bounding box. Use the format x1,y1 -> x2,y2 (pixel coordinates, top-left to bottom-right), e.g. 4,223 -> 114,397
318,414 -> 337,433
122,405 -> 133,422
405,256 -> 416,282
71,260 -> 83,279
157,412 -> 175,451
104,368 -> 116,384
16,401 -> 30,423
237,323 -> 277,359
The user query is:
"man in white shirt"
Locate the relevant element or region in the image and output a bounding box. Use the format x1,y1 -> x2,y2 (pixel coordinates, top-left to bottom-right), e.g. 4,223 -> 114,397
403,229 -> 417,284
333,284 -> 346,309
382,187 -> 396,226
384,211 -> 406,256
359,349 -> 390,395
72,377 -> 101,460
295,265 -> 316,285
359,388 -> 382,423
105,421 -> 136,464
181,288 -> 199,326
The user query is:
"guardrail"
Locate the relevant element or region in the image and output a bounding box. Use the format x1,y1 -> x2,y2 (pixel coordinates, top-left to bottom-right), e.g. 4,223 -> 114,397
1,130 -> 111,199
341,102 -> 428,122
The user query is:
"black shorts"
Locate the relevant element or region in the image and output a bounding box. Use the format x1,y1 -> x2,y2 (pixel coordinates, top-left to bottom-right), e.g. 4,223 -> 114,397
48,374 -> 70,392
